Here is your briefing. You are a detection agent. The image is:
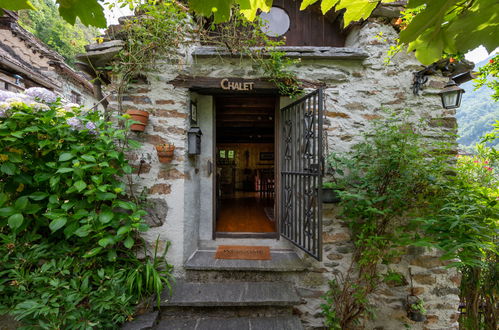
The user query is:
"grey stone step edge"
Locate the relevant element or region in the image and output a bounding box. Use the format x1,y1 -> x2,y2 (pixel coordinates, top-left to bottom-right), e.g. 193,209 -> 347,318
156,316 -> 304,330
184,249 -> 307,272
160,281 -> 301,307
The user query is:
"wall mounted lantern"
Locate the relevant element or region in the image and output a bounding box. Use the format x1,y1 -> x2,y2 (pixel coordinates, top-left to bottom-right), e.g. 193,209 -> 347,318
438,79 -> 465,109
188,127 -> 202,155
13,74 -> 23,86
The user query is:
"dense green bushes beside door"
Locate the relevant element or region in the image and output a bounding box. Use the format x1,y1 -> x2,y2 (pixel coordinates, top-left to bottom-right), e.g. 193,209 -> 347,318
322,111 -> 498,329
0,89 -> 172,329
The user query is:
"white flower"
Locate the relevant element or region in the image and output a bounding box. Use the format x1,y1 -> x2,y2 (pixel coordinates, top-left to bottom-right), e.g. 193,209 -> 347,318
0,101 -> 10,110
63,103 -> 81,111
29,102 -> 50,112
0,102 -> 10,118
5,98 -> 26,108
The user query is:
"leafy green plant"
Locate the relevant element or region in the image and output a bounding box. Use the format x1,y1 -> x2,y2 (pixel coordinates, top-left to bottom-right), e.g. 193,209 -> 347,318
383,270 -> 406,287
110,0 -> 192,114
259,46 -> 301,97
409,298 -> 426,315
321,280 -> 342,330
321,109 -> 449,328
126,238 -> 174,306
322,153 -> 347,190
322,182 -> 345,190
0,95 -> 145,257
415,129 -> 498,330
475,54 -> 499,102
0,235 -> 135,329
0,89 -> 173,328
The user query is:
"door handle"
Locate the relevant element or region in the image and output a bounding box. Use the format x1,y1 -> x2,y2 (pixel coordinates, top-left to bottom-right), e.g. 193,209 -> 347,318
207,160 -> 213,176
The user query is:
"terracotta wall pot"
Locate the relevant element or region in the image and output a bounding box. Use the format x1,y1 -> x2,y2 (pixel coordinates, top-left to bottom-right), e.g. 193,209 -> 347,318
156,144 -> 175,163
126,110 -> 150,132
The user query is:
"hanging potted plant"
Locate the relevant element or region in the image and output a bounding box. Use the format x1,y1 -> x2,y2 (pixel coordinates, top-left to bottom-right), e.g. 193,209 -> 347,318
156,144 -> 175,163
126,109 -> 150,132
406,268 -> 427,322
406,295 -> 427,322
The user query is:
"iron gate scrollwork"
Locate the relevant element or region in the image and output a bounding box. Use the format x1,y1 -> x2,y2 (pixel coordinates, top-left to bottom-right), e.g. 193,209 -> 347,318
280,89 -> 324,260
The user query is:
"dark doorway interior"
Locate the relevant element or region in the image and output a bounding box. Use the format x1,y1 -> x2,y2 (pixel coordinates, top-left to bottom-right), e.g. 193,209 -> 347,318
215,95 -> 277,236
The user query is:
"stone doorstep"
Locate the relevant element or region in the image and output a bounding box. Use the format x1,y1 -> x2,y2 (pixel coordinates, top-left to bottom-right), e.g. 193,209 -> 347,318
184,249 -> 307,272
156,316 -> 304,330
160,281 -> 301,307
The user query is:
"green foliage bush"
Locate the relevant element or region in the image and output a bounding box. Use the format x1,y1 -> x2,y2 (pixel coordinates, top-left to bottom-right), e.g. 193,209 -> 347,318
322,110 -> 498,329
416,124 -> 498,329
0,90 -> 172,328
321,110 -> 447,328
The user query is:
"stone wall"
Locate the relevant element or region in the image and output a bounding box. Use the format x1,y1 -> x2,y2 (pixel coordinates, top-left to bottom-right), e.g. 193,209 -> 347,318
106,66 -> 192,268
106,18 -> 460,329
293,204 -> 460,329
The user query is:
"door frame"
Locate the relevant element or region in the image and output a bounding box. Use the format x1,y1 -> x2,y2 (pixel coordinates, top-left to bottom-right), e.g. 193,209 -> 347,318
211,93 -> 280,239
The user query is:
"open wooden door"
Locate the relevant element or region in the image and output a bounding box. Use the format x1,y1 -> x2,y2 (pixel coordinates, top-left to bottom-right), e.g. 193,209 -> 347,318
279,89 -> 324,260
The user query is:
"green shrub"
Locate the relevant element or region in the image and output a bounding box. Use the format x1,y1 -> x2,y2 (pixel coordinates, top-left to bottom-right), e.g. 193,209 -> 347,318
416,124 -> 498,329
321,110 -> 448,328
0,89 -> 172,328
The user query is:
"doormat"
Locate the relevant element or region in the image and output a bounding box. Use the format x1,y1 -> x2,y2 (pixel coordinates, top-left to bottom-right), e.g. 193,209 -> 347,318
215,245 -> 271,260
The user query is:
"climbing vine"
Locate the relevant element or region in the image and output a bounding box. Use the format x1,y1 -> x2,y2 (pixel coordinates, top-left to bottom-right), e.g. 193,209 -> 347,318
106,0 -> 301,115
195,13 -> 302,96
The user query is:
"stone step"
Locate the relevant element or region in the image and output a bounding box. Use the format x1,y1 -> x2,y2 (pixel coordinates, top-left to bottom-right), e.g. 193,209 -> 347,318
155,316 -> 304,330
160,281 -> 301,307
184,249 -> 307,272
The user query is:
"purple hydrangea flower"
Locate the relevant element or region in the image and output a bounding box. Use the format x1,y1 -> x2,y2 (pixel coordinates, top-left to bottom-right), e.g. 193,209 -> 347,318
66,117 -> 82,130
0,91 -> 18,102
25,87 -> 58,104
85,121 -> 98,134
0,109 -> 7,118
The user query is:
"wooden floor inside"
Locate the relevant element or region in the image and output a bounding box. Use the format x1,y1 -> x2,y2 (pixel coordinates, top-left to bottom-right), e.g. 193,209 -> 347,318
216,192 -> 276,233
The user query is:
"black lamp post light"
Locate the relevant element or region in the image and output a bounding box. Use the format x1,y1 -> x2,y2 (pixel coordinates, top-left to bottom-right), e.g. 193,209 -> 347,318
439,79 -> 465,109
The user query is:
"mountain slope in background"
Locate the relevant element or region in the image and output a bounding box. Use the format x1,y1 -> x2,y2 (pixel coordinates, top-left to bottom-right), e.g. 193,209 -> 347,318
457,56 -> 499,149
18,0 -> 99,66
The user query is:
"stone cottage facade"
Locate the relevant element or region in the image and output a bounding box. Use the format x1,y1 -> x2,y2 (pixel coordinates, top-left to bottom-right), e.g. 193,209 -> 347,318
80,3 -> 468,329
0,10 -> 99,108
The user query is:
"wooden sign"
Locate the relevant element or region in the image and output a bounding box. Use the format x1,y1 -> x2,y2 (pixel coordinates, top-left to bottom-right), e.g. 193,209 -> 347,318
220,78 -> 254,91
171,75 -> 279,92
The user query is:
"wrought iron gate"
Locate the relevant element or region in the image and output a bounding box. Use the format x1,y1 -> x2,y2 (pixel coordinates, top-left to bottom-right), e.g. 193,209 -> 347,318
280,89 -> 323,260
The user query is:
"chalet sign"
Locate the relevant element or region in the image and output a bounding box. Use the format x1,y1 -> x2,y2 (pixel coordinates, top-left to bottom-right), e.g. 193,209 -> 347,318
220,78 -> 255,91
